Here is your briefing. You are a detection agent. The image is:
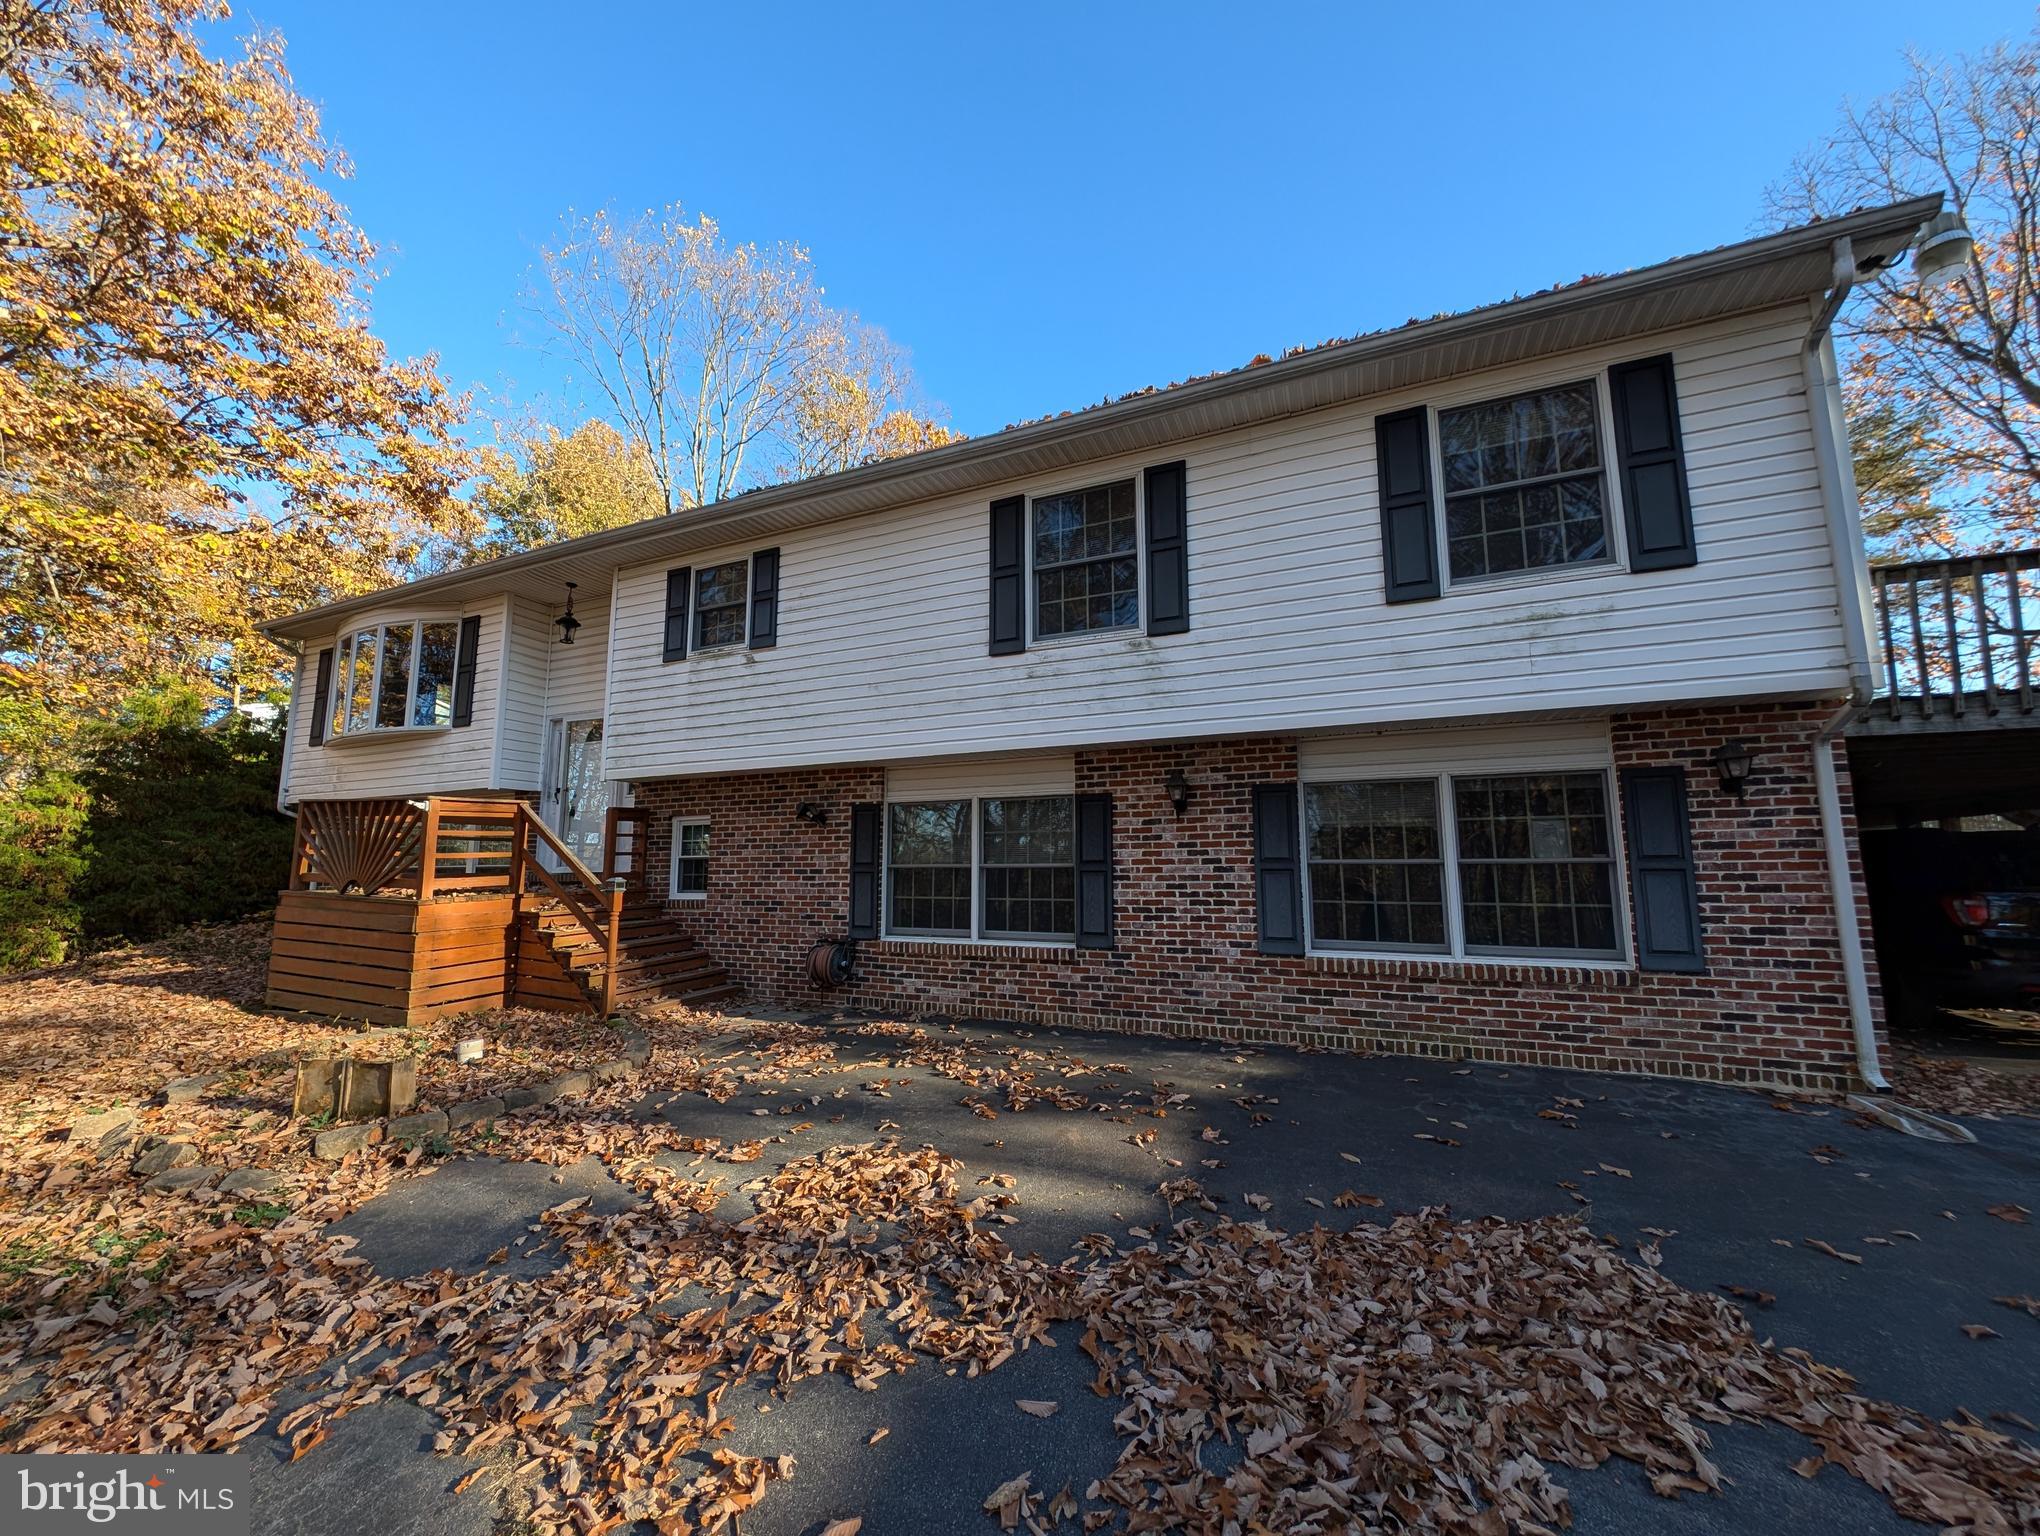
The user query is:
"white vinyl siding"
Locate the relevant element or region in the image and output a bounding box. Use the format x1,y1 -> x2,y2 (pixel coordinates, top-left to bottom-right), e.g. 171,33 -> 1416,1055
281,601 -> 506,803
886,754 -> 1075,802
541,591 -> 609,725
494,596 -> 553,792
546,303 -> 1847,783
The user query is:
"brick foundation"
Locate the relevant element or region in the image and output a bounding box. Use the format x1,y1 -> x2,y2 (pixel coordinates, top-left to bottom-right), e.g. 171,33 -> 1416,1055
632,701 -> 1884,1091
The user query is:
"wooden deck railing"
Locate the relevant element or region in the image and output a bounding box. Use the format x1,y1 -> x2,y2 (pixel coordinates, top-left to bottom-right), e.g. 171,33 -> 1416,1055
602,805 -> 649,893
290,795 -> 523,898
290,794 -> 628,1013
1871,549 -> 2040,722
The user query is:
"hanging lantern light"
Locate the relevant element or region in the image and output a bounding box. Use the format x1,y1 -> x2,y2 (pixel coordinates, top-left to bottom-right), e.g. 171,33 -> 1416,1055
555,582 -> 581,645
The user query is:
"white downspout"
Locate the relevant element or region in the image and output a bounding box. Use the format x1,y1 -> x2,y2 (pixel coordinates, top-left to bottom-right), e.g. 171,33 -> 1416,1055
275,640 -> 304,817
1811,701 -> 1887,1091
1803,242 -> 1887,1090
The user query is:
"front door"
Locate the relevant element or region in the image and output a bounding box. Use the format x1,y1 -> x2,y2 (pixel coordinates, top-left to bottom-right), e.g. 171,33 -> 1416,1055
542,718 -> 609,873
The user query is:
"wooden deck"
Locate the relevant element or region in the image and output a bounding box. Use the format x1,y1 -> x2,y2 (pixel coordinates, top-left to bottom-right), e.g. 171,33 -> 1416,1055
266,889 -> 584,1026
265,796 -> 734,1027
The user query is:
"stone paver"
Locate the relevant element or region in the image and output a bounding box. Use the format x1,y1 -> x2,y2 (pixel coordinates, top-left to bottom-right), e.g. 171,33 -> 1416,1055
130,1139 -> 197,1177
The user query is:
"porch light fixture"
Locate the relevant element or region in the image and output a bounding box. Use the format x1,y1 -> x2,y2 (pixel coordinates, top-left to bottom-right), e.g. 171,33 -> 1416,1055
796,801 -> 829,826
1164,768 -> 1192,815
1709,739 -> 1757,799
1912,209 -> 1975,289
555,582 -> 581,645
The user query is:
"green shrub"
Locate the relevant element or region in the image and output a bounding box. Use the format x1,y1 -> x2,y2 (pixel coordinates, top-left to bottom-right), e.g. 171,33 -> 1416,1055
74,698 -> 293,946
0,685 -> 293,968
0,765 -> 88,969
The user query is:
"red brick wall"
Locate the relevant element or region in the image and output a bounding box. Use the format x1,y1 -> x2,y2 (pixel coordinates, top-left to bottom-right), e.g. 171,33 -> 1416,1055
631,701 -> 1883,1091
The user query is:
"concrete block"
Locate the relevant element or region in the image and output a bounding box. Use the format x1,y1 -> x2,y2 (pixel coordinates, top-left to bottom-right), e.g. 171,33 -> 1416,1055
385,1110 -> 449,1144
312,1122 -> 383,1161
446,1097 -> 504,1130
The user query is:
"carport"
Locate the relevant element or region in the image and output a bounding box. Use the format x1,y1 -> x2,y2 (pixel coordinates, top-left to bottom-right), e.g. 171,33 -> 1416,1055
1848,549 -> 2040,1051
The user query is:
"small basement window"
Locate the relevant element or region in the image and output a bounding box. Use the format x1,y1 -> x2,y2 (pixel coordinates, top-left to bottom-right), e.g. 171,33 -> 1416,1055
670,817 -> 709,899
328,618 -> 460,737
1439,381 -> 1609,582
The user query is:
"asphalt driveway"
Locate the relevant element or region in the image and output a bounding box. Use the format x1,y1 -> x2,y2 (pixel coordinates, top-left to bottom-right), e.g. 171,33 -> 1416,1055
249,1011 -> 2040,1536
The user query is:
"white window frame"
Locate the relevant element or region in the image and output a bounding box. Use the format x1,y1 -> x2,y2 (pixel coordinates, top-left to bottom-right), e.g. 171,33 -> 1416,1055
327,615 -> 464,740
1301,761 -> 1633,968
880,793 -> 1078,946
1023,472 -> 1146,646
1423,361 -> 1633,595
668,816 -> 710,900
691,556 -> 753,654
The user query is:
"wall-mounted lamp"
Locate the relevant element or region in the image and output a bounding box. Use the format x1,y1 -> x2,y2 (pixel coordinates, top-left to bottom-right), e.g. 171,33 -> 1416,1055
795,801 -> 830,826
555,582 -> 582,646
1709,739 -> 1757,799
1163,767 -> 1192,816
1912,208 -> 1975,290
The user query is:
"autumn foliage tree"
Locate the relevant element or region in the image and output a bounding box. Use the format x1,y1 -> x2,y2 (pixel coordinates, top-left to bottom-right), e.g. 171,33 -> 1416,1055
0,0 -> 475,716
524,205 -> 952,519
1771,25 -> 2040,556
0,0 -> 476,962
466,419 -> 666,558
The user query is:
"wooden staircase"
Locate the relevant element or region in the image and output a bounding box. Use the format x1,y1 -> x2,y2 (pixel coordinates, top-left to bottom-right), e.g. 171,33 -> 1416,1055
517,895 -> 742,1014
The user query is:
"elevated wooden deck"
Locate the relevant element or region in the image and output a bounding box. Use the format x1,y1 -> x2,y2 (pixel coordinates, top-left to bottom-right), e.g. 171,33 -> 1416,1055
265,797 -> 737,1027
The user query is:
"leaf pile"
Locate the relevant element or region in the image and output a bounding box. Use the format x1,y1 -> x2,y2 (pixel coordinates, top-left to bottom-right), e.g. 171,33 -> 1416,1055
1888,1048 -> 2040,1122
1072,1210 -> 2040,1533
2,942 -> 2038,1533
0,918 -> 651,1126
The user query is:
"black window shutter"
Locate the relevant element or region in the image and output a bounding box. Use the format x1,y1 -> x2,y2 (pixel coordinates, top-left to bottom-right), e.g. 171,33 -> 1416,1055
989,495 -> 1026,655
1608,354 -> 1698,571
1074,792 -> 1114,948
1374,406 -> 1441,602
450,615 -> 482,728
1143,460 -> 1189,636
848,802 -> 881,940
662,567 -> 692,662
1621,766 -> 1705,973
307,647 -> 333,747
749,548 -> 780,649
1252,783 -> 1305,955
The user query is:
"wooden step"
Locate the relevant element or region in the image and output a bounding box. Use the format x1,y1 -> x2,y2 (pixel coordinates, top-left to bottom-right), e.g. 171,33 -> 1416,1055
515,903 -> 740,1011
565,942 -> 712,977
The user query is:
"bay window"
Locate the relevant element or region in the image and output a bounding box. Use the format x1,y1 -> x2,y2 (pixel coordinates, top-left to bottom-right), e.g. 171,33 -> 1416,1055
327,618 -> 461,737
1305,769 -> 1622,961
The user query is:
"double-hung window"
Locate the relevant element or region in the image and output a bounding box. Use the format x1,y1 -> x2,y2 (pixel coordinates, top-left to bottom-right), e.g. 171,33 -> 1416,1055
1439,381 -> 1610,581
328,619 -> 460,737
1304,769 -> 1621,961
693,561 -> 749,650
670,817 -> 709,899
886,795 -> 1076,942
1033,479 -> 1138,638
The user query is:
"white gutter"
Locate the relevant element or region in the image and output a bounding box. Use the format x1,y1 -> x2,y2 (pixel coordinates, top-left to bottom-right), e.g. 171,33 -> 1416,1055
1812,699 -> 1888,1091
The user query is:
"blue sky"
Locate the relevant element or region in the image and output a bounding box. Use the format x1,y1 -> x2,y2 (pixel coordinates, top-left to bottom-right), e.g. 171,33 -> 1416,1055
236,0 -> 2015,442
